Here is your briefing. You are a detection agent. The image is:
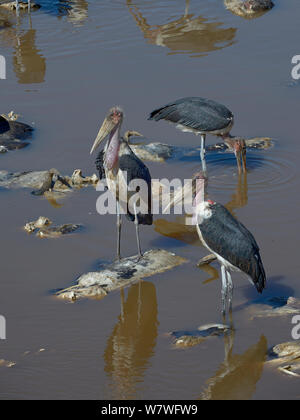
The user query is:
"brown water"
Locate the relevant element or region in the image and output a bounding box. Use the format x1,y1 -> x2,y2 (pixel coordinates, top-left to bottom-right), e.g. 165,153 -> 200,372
0,0 -> 300,400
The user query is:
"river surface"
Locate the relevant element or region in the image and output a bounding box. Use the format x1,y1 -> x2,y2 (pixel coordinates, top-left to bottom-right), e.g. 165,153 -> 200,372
0,0 -> 299,400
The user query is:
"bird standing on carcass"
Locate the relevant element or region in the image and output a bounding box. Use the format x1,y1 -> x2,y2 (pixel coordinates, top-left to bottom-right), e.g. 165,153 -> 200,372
90,107 -> 153,261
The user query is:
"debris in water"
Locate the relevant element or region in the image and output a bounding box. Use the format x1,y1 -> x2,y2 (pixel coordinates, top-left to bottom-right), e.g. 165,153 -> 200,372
56,249 -> 187,300
0,169 -> 98,197
24,217 -> 81,238
0,1 -> 41,11
250,297 -> 300,319
224,0 -> 274,19
170,324 -> 231,348
266,341 -> 300,378
0,359 -> 16,368
197,254 -> 217,267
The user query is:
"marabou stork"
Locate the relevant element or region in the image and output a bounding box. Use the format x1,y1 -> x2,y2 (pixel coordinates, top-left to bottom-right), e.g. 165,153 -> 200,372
192,176 -> 266,315
90,107 -> 153,260
148,97 -> 238,172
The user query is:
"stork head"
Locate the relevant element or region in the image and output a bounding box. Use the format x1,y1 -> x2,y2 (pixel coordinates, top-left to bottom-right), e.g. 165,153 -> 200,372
90,106 -> 123,154
191,172 -> 208,225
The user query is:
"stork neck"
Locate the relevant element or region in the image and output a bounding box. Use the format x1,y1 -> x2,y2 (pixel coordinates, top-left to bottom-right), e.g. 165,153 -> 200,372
192,181 -> 205,225
105,124 -> 121,170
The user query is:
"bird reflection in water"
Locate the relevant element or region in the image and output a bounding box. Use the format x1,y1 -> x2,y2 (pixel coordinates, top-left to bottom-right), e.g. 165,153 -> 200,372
0,0 -> 89,84
103,281 -> 158,400
51,0 -> 88,25
66,0 -> 88,26
0,8 -> 46,83
200,332 -> 267,400
126,0 -> 236,57
13,25 -> 46,84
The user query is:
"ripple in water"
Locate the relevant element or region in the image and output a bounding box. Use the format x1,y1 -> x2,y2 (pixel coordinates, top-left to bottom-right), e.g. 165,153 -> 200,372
207,149 -> 298,197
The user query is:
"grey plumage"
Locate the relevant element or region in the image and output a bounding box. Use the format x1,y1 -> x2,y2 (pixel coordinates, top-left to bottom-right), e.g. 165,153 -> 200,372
199,203 -> 266,293
118,141 -> 152,225
148,97 -> 233,134
95,139 -> 152,225
95,150 -> 105,180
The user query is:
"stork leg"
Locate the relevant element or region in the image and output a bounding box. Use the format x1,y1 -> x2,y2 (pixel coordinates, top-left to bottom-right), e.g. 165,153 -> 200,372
116,201 -> 122,261
236,150 -> 242,174
221,265 -> 228,316
236,141 -> 247,173
241,146 -> 247,173
134,202 -> 143,260
28,0 -> 31,12
15,0 -> 19,14
200,134 -> 207,173
226,270 -> 234,314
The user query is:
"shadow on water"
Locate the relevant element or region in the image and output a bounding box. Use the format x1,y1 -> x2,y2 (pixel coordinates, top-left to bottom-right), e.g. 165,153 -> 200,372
150,232 -> 189,250
37,0 -> 88,21
240,275 -> 295,304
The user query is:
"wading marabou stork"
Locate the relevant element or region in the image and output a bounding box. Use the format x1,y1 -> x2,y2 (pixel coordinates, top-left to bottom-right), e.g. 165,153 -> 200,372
148,97 -> 235,172
90,107 -> 153,260
193,177 -> 266,315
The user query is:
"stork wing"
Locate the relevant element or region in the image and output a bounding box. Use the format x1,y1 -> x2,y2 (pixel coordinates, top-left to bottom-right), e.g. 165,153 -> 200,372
118,152 -> 152,225
148,97 -> 233,133
199,203 -> 266,293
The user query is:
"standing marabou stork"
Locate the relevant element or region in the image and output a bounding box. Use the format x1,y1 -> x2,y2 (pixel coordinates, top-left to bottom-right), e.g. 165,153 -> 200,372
192,177 -> 266,316
90,107 -> 153,260
148,97 -> 239,173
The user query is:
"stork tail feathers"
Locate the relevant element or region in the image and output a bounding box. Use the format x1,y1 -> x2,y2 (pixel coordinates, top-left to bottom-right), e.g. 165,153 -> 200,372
253,254 -> 266,294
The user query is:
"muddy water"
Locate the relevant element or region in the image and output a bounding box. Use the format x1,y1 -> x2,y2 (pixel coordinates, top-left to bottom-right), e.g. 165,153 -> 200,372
0,0 -> 299,400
